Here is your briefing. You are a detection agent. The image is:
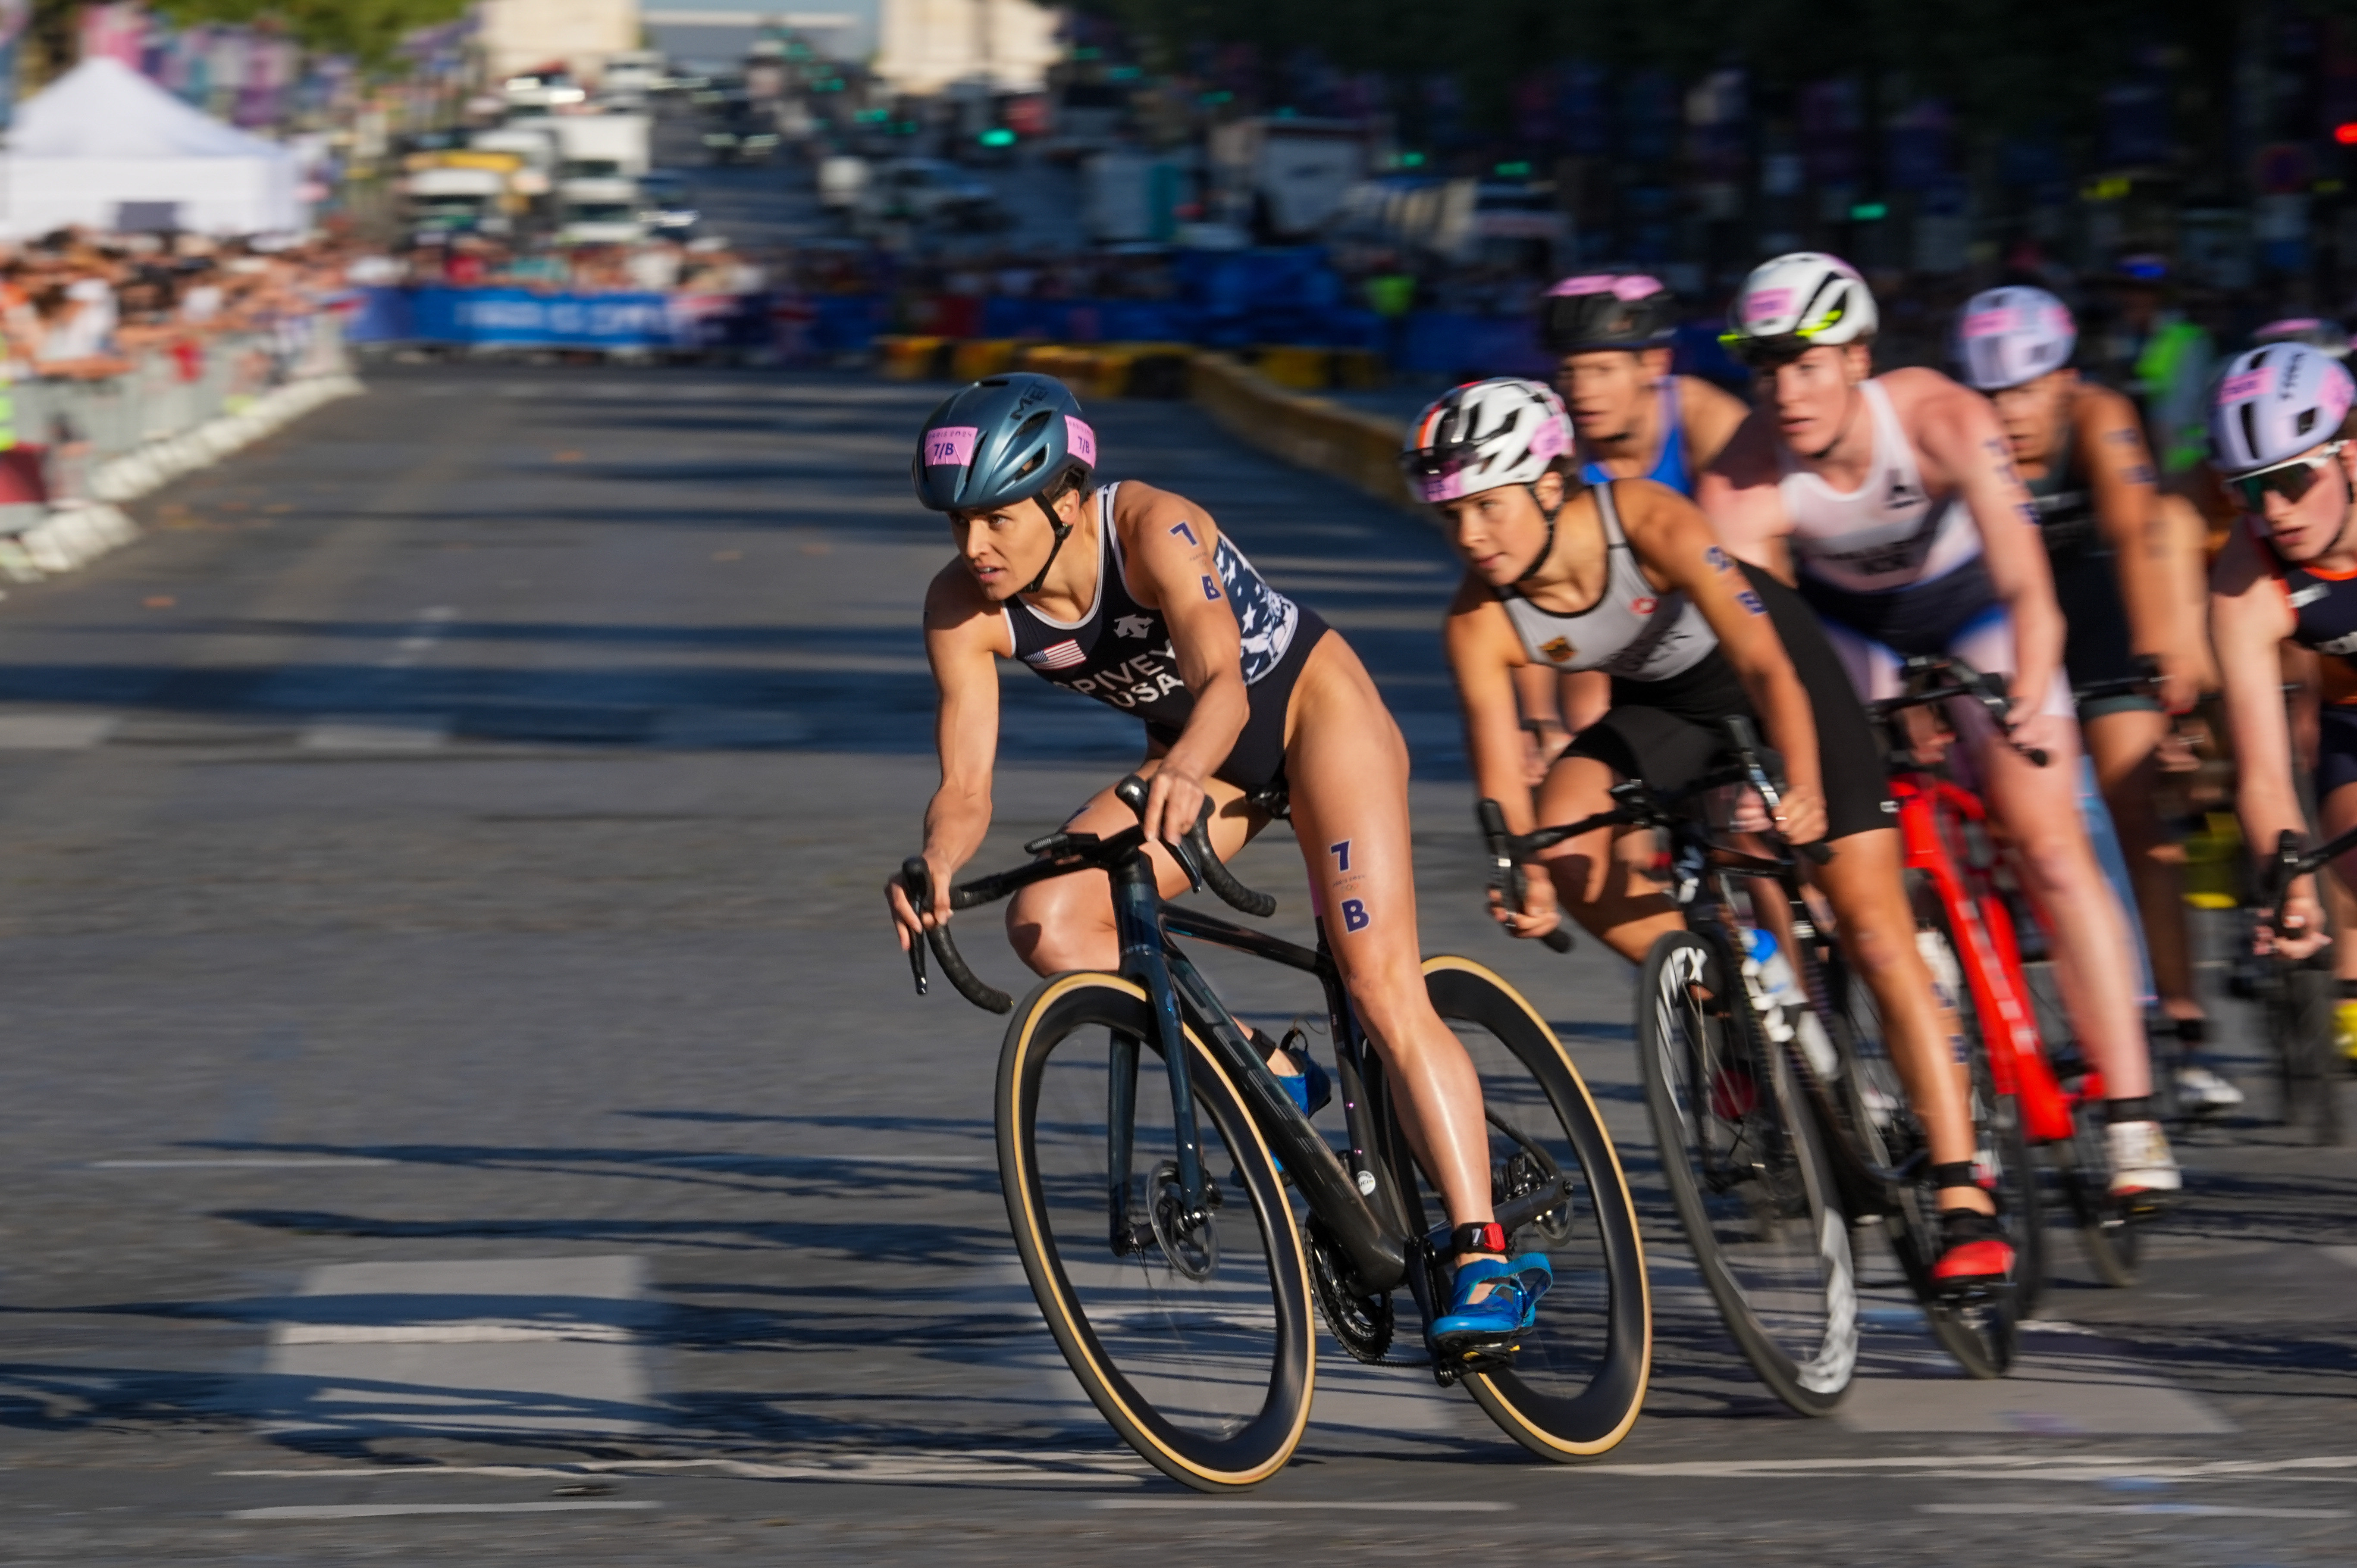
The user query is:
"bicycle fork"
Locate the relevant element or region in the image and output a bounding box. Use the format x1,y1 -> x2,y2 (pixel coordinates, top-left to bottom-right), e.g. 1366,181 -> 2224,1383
1111,857 -> 1211,1235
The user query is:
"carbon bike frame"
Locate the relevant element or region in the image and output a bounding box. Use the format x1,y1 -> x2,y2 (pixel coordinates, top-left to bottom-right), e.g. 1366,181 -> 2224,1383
1874,665 -> 2100,1147
915,824 -> 1573,1316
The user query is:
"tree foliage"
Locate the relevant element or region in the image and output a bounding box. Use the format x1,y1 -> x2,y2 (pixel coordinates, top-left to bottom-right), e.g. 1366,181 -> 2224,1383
148,0 -> 470,69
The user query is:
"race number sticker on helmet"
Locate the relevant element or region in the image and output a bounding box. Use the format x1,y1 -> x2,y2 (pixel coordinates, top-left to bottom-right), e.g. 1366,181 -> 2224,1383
1399,379 -> 1573,502
925,426 -> 979,467
2208,343 -> 2357,476
1953,286 -> 2077,391
1725,253 -> 1878,351
1065,416 -> 1097,467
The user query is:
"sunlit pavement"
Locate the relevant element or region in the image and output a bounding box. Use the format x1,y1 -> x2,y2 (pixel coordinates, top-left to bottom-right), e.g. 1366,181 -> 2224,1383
0,363 -> 2342,1564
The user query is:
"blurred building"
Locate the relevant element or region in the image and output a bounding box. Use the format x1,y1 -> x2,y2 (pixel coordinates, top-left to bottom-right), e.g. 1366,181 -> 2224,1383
875,0 -> 1059,95
479,0 -> 641,85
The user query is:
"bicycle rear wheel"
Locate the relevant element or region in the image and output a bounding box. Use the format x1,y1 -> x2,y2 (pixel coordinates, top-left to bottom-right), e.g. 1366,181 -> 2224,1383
2022,958 -> 2141,1287
998,972 -> 1313,1492
1637,930 -> 1856,1415
1384,958 -> 1651,1462
2272,956 -> 2344,1147
1833,872 -> 2035,1371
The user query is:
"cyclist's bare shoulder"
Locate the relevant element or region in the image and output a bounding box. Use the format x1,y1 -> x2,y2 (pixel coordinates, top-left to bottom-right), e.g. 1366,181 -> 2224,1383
2208,520 -> 2285,609
923,557 -> 1012,654
1614,476 -> 1716,556
1879,364 -> 1982,430
1676,374 -> 1750,466
1697,414 -> 1791,567
1110,478 -> 1219,548
1704,406 -> 1783,487
1444,571 -> 1523,663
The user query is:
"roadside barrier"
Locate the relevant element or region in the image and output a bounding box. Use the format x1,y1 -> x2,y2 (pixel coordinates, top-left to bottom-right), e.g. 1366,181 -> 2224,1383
874,335 -> 1412,511
0,318 -> 362,585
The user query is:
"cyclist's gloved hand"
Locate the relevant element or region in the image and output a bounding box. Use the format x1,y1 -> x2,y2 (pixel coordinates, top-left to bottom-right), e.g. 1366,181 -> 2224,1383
887,855 -> 952,953
2260,878 -> 2333,962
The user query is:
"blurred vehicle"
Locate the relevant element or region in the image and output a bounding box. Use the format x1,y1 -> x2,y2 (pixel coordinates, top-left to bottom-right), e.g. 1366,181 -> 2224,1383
1208,117 -> 1366,241
819,155 -> 869,215
702,96 -> 780,165
1083,150 -> 1183,244
553,113 -> 651,179
639,170 -> 699,238
602,50 -> 665,108
1436,181 -> 1572,272
403,165 -> 510,239
470,125 -> 558,202
558,179 -> 649,245
863,158 -> 1007,231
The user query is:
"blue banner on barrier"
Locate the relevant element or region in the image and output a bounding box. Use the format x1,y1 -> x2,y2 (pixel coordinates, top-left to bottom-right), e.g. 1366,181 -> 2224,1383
409,286 -> 673,347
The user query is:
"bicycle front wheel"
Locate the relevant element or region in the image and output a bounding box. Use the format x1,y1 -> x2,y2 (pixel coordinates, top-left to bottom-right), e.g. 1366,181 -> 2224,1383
997,972 -> 1313,1492
2272,956 -> 2344,1147
1401,958 -> 1652,1462
1638,930 -> 1857,1415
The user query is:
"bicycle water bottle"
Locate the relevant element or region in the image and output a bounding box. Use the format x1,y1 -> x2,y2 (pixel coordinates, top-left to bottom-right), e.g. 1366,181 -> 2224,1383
1742,928 -> 1840,1081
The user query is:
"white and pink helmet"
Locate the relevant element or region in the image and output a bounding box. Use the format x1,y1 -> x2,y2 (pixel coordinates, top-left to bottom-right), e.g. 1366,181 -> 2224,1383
1953,287 -> 2078,391
2208,343 -> 2357,476
1399,379 -> 1573,503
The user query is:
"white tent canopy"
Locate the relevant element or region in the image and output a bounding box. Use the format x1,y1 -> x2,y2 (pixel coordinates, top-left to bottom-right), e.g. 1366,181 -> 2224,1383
0,58 -> 304,237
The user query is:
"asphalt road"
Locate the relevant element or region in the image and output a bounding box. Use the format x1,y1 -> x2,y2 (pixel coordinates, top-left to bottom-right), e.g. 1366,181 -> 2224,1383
0,363 -> 2345,1565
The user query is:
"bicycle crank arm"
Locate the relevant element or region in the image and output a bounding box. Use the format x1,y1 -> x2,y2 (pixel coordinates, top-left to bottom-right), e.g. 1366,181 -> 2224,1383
1422,1174 -> 1573,1258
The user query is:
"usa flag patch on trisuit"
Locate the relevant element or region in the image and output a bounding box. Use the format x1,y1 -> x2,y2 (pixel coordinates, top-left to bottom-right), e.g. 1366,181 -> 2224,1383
1023,639 -> 1088,670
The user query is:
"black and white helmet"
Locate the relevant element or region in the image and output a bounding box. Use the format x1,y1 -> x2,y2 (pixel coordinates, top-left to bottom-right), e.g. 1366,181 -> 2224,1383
1954,287 -> 2077,391
1399,379 -> 1572,504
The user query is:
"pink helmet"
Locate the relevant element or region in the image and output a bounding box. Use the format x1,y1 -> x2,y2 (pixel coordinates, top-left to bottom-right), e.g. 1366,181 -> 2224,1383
2208,344 -> 2356,476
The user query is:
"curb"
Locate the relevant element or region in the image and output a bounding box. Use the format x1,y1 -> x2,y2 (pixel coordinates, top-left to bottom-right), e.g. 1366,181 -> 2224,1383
873,337 -> 1411,512
0,372 -> 369,584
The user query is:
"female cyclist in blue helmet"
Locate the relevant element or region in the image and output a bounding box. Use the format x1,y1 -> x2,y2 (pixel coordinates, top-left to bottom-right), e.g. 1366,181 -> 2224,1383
886,372 -> 1551,1355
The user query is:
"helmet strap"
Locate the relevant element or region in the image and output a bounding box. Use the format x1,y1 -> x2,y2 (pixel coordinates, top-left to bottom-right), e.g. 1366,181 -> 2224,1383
1514,478 -> 1572,585
1017,491 -> 1075,598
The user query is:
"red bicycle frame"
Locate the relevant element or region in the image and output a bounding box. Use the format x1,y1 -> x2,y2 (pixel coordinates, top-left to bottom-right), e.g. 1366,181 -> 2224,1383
1887,769 -> 2105,1145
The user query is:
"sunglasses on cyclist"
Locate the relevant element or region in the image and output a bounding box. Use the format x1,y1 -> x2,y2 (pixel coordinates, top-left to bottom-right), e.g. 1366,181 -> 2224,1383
2231,442 -> 2348,512
1716,330 -> 1826,369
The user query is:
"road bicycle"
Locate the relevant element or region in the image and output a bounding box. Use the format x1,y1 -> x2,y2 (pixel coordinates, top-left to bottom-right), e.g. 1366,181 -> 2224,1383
1868,655 -> 2146,1292
899,776 -> 1651,1490
2254,826 -> 2351,1146
1481,718 -> 2032,1408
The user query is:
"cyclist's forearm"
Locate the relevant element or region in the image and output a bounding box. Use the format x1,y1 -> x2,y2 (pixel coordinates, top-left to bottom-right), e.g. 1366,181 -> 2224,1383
1744,673 -> 1822,796
1161,671 -> 1247,786
920,784 -> 993,879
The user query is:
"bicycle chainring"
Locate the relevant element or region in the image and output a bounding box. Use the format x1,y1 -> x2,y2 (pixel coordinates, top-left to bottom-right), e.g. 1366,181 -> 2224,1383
1304,1215 -> 1393,1363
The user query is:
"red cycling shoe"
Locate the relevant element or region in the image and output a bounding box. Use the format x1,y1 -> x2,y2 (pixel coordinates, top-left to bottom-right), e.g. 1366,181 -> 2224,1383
1931,1208 -> 2015,1290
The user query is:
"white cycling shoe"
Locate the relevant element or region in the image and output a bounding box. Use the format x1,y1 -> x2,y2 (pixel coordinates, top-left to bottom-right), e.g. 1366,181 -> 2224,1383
2106,1119 -> 2182,1200
2175,1065 -> 2245,1114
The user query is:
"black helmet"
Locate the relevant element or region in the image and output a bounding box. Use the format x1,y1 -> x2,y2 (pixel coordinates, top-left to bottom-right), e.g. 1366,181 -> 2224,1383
1538,273 -> 1679,354
912,372 -> 1096,514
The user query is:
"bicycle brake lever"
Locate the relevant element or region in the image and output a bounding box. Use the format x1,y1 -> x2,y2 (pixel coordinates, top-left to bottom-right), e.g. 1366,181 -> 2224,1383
899,856 -> 932,997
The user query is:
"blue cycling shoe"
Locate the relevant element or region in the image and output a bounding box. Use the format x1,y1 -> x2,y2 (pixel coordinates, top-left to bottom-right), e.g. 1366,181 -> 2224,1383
1430,1253 -> 1553,1360
1257,1027 -> 1330,1118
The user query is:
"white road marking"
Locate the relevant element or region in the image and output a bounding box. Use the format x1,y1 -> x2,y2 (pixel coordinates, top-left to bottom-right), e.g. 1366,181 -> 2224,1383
1918,1503 -> 2350,1519
2326,1246 -> 2357,1269
262,1256 -> 650,1438
1568,1455 -> 2357,1481
273,1322 -> 636,1345
299,717 -> 451,751
225,1452 -> 1151,1486
1094,1500 -> 1514,1512
0,712 -> 120,748
232,1502 -> 659,1520
87,1158 -> 395,1169
374,607 -> 460,670
653,1152 -> 990,1167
